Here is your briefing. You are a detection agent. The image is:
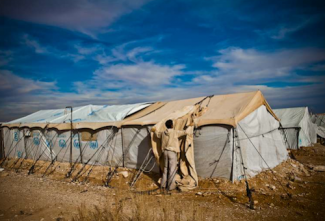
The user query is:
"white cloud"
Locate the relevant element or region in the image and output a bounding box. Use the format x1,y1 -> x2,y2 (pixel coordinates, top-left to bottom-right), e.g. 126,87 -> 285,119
202,47 -> 325,85
126,47 -> 154,63
94,61 -> 185,86
0,0 -> 151,37
0,70 -> 56,95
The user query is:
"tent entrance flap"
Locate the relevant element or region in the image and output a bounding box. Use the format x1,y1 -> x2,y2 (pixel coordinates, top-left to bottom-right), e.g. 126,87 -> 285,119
151,105 -> 206,190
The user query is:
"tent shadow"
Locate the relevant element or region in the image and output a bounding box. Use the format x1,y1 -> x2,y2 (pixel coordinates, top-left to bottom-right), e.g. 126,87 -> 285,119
211,180 -> 247,207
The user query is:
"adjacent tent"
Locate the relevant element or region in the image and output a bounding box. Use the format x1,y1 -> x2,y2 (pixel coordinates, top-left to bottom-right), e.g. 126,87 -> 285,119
1,91 -> 288,183
123,91 -> 287,181
311,114 -> 325,139
0,102 -> 155,165
274,107 -> 317,149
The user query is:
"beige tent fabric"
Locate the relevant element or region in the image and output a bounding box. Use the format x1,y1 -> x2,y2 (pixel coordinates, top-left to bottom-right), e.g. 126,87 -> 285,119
125,91 -> 278,127
2,91 -> 276,130
151,105 -> 207,190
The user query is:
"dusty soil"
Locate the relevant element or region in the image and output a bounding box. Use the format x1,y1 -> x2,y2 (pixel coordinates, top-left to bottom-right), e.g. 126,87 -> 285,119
0,143 -> 325,221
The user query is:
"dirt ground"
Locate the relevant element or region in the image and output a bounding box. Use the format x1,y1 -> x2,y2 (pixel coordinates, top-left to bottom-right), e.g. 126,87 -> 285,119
0,143 -> 325,221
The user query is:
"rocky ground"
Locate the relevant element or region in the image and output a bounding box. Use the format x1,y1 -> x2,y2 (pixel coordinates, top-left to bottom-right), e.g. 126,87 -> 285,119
0,143 -> 325,221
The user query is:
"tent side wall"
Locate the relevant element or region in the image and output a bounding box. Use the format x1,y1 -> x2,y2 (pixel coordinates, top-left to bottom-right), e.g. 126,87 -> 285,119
279,127 -> 300,150
193,125 -> 233,179
122,125 -> 159,172
121,124 -> 234,179
3,127 -> 26,159
233,105 -> 288,180
1,126 -> 123,168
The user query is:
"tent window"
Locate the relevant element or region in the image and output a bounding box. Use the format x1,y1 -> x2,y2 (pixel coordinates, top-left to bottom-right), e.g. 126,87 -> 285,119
81,131 -> 98,141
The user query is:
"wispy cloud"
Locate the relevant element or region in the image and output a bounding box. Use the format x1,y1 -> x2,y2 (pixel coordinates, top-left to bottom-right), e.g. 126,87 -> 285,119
0,50 -> 13,66
256,17 -> 318,40
202,47 -> 325,85
22,34 -> 85,62
0,0 -> 152,37
22,34 -> 48,54
94,61 -> 185,87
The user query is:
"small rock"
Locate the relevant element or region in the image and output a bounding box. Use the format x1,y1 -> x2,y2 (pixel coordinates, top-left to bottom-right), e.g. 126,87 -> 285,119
290,163 -> 297,168
294,177 -> 303,183
313,166 -> 325,172
196,192 -> 203,196
203,192 -> 211,196
288,173 -> 295,181
270,203 -> 274,207
254,200 -> 258,205
118,171 -> 129,178
286,183 -> 295,190
0,172 -> 9,177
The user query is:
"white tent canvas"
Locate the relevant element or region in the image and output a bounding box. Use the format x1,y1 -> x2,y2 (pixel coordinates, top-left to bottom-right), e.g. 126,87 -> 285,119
1,102 -> 152,164
274,107 -> 317,149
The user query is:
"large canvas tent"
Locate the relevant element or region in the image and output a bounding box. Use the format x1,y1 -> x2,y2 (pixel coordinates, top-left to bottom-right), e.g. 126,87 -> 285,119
123,91 -> 288,181
1,91 -> 288,183
274,107 -> 317,149
0,102 -> 155,166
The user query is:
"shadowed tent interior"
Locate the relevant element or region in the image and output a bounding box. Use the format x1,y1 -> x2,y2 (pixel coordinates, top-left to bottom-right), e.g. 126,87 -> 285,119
274,107 -> 318,150
0,91 -> 288,182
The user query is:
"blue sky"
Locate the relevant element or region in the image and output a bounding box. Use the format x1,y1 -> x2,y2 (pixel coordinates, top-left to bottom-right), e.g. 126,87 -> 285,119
0,0 -> 325,122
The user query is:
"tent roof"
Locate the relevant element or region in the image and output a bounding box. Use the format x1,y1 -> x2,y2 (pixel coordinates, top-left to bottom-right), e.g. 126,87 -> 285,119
2,102 -> 153,130
312,113 -> 325,127
2,91 -> 278,130
273,107 -> 307,128
124,91 -> 278,127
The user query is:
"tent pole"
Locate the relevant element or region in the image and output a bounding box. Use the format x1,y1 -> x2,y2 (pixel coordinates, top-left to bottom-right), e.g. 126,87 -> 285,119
77,130 -> 83,164
121,127 -> 124,168
231,127 -> 235,182
23,129 -> 28,159
66,106 -> 73,166
0,127 -> 4,160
